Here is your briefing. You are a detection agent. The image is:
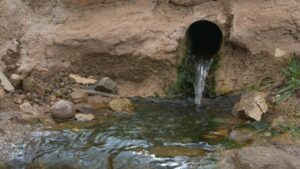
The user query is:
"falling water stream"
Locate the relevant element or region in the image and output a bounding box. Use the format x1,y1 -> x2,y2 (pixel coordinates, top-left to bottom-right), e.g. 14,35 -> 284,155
194,59 -> 212,106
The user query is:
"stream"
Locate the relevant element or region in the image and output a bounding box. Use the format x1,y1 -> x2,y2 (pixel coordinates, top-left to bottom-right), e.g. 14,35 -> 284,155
12,97 -> 243,169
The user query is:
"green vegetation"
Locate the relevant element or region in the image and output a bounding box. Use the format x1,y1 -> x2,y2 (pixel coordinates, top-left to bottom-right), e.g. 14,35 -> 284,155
244,77 -> 275,92
167,43 -> 220,97
205,54 -> 220,97
277,53 -> 300,102
167,46 -> 195,97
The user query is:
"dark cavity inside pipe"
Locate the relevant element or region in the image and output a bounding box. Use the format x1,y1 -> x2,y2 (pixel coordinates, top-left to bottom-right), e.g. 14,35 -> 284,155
186,20 -> 223,60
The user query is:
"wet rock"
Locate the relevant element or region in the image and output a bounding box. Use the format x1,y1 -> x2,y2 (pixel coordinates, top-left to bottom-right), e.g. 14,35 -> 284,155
219,145 -> 300,169
50,100 -> 75,119
233,92 -> 268,121
22,76 -> 45,95
150,146 -> 206,157
95,77 -> 118,94
229,128 -> 255,144
109,99 -> 133,114
69,74 -> 97,85
0,71 -> 14,92
87,95 -> 111,110
9,74 -> 22,88
75,113 -> 95,122
70,89 -> 88,103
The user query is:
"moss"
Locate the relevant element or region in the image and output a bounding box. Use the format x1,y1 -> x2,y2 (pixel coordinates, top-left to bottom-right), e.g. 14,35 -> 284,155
167,45 -> 195,97
205,54 -> 220,97
167,43 -> 220,97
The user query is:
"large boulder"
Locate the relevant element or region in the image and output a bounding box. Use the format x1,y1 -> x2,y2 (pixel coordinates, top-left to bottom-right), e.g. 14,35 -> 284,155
233,92 -> 268,121
219,145 -> 300,169
50,100 -> 75,119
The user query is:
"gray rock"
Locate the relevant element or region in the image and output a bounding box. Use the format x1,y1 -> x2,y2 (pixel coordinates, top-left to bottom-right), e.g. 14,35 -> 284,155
0,71 -> 14,92
22,76 -> 45,95
50,100 -> 75,119
95,77 -> 118,94
233,92 -> 268,121
9,74 -> 22,88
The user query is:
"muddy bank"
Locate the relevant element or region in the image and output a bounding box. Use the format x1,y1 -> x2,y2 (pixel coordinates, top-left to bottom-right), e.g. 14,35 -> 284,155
1,0 -> 299,96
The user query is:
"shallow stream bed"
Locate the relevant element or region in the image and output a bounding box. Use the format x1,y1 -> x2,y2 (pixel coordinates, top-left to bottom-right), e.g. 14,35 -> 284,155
12,97 -> 254,169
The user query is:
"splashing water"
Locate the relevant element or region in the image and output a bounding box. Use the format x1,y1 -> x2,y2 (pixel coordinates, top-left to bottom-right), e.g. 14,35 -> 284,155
194,59 -> 212,106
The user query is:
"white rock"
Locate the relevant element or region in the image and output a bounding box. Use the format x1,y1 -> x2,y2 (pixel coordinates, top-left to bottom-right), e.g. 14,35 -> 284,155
69,74 -> 97,85
233,92 -> 268,121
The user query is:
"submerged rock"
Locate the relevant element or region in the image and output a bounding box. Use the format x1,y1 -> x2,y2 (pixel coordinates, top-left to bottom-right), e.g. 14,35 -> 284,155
95,77 -> 118,94
229,128 -> 255,144
75,113 -> 95,122
109,99 -> 133,114
50,100 -> 75,119
233,92 -> 268,121
87,95 -> 110,110
150,146 -> 206,157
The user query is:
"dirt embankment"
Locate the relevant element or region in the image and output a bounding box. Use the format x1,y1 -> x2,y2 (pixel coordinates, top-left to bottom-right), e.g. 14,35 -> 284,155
0,0 -> 299,97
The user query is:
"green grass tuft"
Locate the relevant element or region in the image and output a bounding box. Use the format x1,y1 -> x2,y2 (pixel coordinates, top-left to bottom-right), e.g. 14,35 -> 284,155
277,53 -> 300,102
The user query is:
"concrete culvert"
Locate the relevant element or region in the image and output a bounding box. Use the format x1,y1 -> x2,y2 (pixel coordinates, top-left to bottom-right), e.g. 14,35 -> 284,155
186,20 -> 223,60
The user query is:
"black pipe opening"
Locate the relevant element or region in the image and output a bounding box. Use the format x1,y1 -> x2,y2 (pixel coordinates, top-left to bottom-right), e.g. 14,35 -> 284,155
186,20 -> 223,61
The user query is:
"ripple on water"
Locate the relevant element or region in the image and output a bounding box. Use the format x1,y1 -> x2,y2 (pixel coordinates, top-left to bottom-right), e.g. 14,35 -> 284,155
21,97 -> 240,169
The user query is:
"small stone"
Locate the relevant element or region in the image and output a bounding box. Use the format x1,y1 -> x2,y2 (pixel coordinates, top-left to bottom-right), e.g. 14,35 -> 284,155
233,92 -> 268,121
20,102 -> 35,113
70,89 -> 88,103
75,113 -> 95,122
22,76 -> 45,95
50,100 -> 75,119
95,77 -> 118,94
14,98 -> 23,104
49,95 -> 57,101
263,132 -> 272,137
54,90 -> 62,97
275,48 -> 287,58
9,74 -> 22,88
109,99 -> 134,114
271,116 -> 286,129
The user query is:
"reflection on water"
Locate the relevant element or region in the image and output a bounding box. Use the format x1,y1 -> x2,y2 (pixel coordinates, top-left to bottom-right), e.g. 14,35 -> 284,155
20,97 -> 241,169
